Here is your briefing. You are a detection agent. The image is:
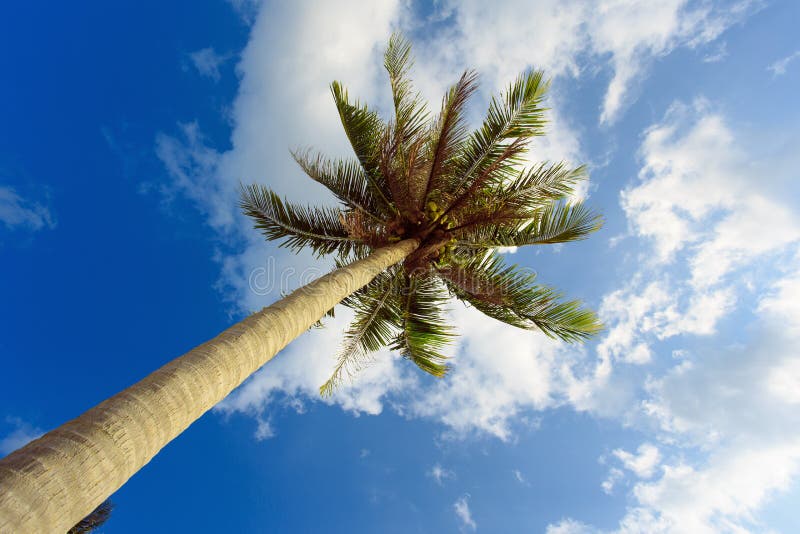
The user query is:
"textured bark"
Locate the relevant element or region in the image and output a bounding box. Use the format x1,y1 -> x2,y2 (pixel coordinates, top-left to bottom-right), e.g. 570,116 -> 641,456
0,239 -> 418,533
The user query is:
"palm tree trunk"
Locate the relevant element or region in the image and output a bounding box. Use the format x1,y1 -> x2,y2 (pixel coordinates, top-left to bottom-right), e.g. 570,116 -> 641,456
0,238 -> 419,533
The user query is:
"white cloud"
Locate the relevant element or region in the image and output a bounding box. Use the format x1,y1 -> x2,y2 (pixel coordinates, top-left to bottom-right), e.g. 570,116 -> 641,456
155,122 -> 231,230
629,443 -> 800,533
597,280 -> 670,365
610,106 -> 800,530
595,0 -> 754,123
546,518 -> 597,534
408,304 -> 567,440
188,47 -> 229,82
226,0 -> 261,23
0,417 -> 43,456
512,469 -> 529,486
413,0 -> 752,127
552,262 -> 800,532
602,467 -> 624,495
595,278 -> 734,369
767,49 -> 800,76
219,298 -> 576,442
216,307 -> 414,434
591,0 -> 691,124
644,283 -> 800,443
655,287 -> 736,338
600,444 -> 661,497
454,495 -> 477,531
613,443 -> 661,478
622,100 -> 800,285
0,186 -> 54,232
593,101 -> 797,404
642,277 -> 800,525
702,41 -> 728,63
757,255 -> 800,336
428,463 -> 455,486
543,96 -> 800,532
253,416 -> 274,441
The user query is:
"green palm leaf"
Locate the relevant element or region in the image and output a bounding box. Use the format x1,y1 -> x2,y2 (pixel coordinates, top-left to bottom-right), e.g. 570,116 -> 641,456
441,253 -> 602,343
384,32 -> 429,144
291,149 -> 385,221
422,69 -> 479,207
330,81 -> 395,212
446,70 -> 550,202
392,274 -> 455,377
320,270 -> 401,396
455,202 -> 602,248
240,184 -> 362,257
502,162 -> 587,204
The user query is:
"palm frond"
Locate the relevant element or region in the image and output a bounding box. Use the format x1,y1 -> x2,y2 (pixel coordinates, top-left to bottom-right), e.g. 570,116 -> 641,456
519,201 -> 603,244
422,70 -> 479,206
382,33 -> 432,219
291,149 -> 385,220
446,70 -> 550,199
240,184 -> 362,257
454,162 -> 586,222
392,274 -> 455,377
384,32 -> 429,144
442,253 -> 602,343
455,202 -> 602,248
379,127 -> 416,219
443,136 -> 528,221
330,81 -> 394,212
403,133 -> 431,216
501,162 -> 587,203
320,270 -> 401,396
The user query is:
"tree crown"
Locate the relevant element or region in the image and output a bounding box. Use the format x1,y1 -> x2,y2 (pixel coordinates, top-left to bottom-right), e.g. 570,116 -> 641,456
241,34 -> 603,394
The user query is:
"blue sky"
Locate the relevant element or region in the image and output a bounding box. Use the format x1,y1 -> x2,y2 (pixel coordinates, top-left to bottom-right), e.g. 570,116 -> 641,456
2,1 -> 799,532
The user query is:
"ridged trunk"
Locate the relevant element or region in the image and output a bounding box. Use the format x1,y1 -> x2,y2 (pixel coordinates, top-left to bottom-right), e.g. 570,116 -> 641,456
0,239 -> 418,532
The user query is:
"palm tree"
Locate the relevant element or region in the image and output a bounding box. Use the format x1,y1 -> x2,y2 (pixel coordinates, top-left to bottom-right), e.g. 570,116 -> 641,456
0,34 -> 602,532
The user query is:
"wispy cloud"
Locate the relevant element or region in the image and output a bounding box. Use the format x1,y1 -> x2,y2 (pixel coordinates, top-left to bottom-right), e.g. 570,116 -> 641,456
601,467 -> 624,495
546,518 -> 596,534
512,469 -> 530,486
188,47 -> 230,82
454,495 -> 477,531
428,463 -> 455,486
768,50 -> 800,76
702,41 -> 728,63
613,443 -> 661,479
0,186 -> 54,232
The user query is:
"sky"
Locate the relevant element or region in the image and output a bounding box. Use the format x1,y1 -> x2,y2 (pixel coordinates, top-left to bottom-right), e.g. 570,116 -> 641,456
1,1 -> 799,532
